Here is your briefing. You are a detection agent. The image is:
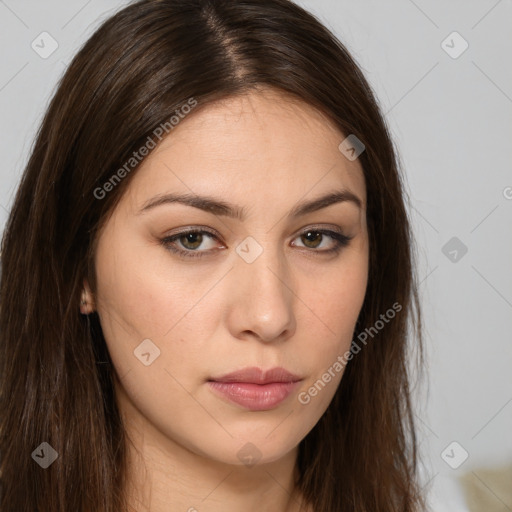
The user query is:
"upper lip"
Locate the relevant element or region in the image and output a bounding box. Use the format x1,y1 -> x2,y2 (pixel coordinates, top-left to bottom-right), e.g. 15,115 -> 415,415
209,366 -> 302,384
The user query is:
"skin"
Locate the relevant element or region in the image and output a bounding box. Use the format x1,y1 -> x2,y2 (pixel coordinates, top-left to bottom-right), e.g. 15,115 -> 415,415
83,87 -> 369,512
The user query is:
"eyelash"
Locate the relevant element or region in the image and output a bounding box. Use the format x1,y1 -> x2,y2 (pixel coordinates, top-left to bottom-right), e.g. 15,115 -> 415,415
160,226 -> 353,259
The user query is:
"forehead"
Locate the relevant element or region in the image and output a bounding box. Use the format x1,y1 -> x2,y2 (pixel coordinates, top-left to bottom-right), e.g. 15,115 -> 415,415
122,88 -> 366,215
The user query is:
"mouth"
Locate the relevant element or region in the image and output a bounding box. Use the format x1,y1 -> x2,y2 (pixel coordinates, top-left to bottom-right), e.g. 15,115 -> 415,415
207,366 -> 303,411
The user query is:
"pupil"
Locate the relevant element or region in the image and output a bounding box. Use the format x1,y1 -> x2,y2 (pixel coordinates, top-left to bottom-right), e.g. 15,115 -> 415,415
303,231 -> 321,247
183,233 -> 202,249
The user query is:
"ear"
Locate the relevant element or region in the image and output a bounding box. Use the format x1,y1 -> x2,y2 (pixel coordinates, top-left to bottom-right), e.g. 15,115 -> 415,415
80,278 -> 96,315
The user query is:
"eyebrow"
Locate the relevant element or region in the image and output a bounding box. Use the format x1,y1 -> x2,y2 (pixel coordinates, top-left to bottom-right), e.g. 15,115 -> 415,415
137,189 -> 363,220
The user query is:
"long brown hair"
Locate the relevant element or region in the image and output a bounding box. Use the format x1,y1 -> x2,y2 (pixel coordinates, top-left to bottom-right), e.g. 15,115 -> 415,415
0,0 -> 427,510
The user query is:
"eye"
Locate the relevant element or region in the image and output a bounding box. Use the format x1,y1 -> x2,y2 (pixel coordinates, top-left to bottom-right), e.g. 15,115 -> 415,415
161,228 -> 222,259
291,227 -> 353,255
160,226 -> 353,259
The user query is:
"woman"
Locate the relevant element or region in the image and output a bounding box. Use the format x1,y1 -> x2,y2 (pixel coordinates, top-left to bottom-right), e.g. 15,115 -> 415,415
0,0 -> 427,510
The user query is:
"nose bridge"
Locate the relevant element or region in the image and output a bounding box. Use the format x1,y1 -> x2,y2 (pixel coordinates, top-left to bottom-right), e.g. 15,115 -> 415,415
229,234 -> 296,341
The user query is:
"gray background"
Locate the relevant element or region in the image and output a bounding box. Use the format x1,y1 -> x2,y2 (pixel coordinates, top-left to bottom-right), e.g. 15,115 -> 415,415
1,1 -> 511,509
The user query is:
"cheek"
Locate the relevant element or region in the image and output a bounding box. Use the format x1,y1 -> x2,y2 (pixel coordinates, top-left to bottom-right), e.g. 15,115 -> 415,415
312,255 -> 367,335
93,239 -> 218,383
298,255 -> 368,382
93,225 -> 183,337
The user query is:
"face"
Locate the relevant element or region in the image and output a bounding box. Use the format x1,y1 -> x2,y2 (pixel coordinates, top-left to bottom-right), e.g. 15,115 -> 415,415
89,88 -> 368,467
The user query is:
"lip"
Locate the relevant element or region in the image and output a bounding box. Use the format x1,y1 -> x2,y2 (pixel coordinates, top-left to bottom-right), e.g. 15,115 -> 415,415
207,367 -> 302,411
210,366 -> 301,384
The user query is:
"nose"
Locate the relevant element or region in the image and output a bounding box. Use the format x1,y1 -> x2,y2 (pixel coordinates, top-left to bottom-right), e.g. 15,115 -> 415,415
226,241 -> 297,343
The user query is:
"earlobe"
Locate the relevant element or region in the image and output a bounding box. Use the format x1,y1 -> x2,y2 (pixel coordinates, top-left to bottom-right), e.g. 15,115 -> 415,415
80,278 -> 96,315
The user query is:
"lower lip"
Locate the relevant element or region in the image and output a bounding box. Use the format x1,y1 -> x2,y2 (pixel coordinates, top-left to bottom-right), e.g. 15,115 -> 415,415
207,380 -> 301,411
